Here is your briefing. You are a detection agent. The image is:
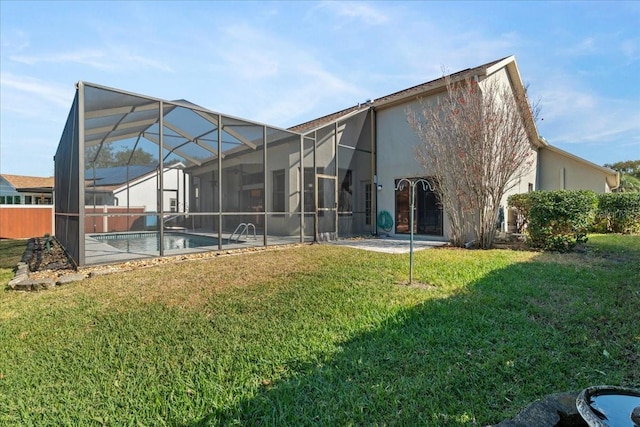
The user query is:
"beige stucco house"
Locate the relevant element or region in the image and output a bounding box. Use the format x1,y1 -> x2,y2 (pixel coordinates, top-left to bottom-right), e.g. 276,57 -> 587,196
537,142 -> 619,193
370,56 -> 539,239
294,55 -> 616,240
55,54 -> 619,265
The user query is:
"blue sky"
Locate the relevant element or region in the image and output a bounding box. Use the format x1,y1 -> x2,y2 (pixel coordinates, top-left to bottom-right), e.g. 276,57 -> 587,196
1,1 -> 638,176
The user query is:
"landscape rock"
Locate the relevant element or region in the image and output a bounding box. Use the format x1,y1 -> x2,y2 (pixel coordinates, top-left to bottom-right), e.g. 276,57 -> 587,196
88,269 -> 119,278
488,391 -> 586,427
11,278 -> 56,291
56,273 -> 86,286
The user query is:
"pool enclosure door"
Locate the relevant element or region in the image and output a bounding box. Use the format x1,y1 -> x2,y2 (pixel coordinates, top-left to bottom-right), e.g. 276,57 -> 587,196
316,174 -> 337,241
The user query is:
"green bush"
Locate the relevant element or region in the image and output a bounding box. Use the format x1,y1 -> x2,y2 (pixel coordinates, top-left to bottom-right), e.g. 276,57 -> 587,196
594,193 -> 640,234
520,190 -> 598,252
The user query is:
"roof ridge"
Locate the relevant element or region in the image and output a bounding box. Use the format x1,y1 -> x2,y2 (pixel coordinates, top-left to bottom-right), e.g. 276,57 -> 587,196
288,56 -> 513,133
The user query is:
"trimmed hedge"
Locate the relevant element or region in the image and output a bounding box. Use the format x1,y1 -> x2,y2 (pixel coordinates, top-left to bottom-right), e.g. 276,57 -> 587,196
508,190 -> 598,252
593,192 -> 640,234
508,190 -> 640,252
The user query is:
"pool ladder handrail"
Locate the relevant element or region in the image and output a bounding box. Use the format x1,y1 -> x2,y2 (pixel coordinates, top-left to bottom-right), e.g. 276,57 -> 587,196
229,222 -> 256,243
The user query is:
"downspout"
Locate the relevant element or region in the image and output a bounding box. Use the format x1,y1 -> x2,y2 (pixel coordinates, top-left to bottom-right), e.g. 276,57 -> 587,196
370,106 -> 378,235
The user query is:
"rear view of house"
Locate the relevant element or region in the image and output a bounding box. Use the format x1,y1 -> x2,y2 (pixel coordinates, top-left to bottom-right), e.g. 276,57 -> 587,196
53,55 -> 617,266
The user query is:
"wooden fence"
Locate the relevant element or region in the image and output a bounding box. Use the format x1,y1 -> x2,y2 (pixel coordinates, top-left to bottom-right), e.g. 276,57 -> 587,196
0,205 -> 54,239
84,206 -> 146,233
0,206 -> 149,239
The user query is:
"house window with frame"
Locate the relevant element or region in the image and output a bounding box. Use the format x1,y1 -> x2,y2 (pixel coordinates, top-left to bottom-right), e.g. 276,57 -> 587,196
394,177 -> 443,236
0,196 -> 5,204
528,183 -> 534,192
25,196 -> 33,204
272,169 -> 285,212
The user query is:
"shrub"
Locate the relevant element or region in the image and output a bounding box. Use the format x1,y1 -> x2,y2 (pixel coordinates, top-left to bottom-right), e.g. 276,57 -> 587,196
525,190 -> 598,252
594,193 -> 640,234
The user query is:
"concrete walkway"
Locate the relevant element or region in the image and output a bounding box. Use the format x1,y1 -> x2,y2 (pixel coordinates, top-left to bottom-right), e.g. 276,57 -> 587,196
327,236 -> 448,254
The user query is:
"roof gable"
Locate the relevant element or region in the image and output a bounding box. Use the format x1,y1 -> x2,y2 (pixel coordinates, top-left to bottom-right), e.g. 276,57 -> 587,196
289,56 -> 513,133
0,174 -> 54,190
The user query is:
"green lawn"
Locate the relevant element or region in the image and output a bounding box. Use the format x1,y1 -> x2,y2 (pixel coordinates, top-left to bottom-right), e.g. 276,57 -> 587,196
1,235 -> 638,426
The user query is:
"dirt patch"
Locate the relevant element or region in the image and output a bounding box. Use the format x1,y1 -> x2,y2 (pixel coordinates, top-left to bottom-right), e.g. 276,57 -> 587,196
26,236 -> 76,273
397,281 -> 438,290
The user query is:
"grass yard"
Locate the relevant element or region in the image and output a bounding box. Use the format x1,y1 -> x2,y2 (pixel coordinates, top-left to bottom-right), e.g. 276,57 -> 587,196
0,235 -> 639,426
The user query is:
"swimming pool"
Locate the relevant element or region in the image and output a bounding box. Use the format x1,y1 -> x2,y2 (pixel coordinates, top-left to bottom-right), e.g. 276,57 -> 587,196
91,232 -> 224,252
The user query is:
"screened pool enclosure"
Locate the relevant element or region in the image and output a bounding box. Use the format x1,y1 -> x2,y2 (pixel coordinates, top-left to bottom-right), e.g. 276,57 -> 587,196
55,82 -> 374,266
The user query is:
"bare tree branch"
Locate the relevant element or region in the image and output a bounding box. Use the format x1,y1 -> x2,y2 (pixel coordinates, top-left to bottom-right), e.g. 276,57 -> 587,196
407,74 -> 538,248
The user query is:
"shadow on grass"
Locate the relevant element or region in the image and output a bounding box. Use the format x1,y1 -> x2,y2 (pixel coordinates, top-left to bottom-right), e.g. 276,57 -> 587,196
192,251 -> 639,426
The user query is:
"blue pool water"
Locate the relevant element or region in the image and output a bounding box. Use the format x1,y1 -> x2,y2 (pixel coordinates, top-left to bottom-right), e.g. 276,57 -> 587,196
91,232 -> 223,252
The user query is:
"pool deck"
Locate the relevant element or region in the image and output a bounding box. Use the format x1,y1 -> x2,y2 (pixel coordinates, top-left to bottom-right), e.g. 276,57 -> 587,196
83,230 -> 448,266
327,236 -> 448,254
84,231 -> 307,266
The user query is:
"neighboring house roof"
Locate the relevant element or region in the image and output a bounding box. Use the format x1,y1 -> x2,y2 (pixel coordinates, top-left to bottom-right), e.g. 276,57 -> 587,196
540,143 -> 620,190
0,174 -> 54,192
289,56 -> 516,134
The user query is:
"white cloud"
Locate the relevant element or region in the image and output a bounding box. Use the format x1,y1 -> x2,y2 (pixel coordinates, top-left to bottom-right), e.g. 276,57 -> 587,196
10,46 -> 173,73
316,1 -> 390,26
0,29 -> 30,52
564,37 -> 597,56
191,23 -> 366,126
620,38 -> 640,61
534,77 -> 640,151
0,73 -> 71,111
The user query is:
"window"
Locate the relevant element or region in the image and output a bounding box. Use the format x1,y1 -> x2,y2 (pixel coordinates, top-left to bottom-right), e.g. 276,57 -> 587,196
272,169 -> 285,212
338,169 -> 352,213
25,196 -> 33,204
528,183 -> 534,192
394,177 -> 442,236
170,198 -> 177,213
33,194 -> 52,205
0,196 -> 5,204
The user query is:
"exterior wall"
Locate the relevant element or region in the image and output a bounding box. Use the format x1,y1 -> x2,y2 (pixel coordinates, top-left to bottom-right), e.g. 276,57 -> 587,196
538,148 -> 611,193
486,67 -> 539,231
375,67 -> 540,240
112,167 -> 187,212
0,205 -> 54,239
375,95 -> 449,240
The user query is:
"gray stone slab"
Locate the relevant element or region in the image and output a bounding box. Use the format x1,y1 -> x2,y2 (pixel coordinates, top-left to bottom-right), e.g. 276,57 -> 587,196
16,278 -> 56,291
56,274 -> 85,286
89,269 -> 118,278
